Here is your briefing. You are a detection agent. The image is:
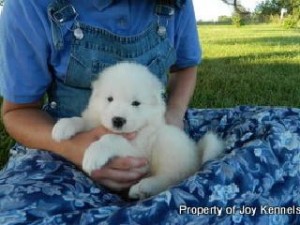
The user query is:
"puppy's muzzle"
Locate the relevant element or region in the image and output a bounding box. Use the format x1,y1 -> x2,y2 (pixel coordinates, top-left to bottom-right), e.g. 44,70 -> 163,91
112,117 -> 127,129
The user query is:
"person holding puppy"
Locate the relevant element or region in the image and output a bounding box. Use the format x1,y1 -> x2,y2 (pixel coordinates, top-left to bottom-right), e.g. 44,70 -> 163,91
0,0 -> 200,217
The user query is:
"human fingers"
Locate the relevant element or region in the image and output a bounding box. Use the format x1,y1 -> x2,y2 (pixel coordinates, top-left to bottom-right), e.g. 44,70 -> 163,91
91,157 -> 148,181
91,167 -> 145,191
122,132 -> 137,140
107,156 -> 148,170
89,126 -> 112,139
90,126 -> 137,140
91,167 -> 145,183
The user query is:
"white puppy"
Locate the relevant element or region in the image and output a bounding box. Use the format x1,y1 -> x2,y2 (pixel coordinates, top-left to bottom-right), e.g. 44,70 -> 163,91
52,62 -> 223,199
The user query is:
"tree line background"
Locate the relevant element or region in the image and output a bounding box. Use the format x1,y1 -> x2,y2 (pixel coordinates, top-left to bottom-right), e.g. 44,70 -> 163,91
208,0 -> 300,29
0,0 -> 299,28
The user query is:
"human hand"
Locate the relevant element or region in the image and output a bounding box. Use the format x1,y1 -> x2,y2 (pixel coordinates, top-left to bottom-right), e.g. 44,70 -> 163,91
64,126 -> 148,191
90,156 -> 149,191
62,126 -> 137,169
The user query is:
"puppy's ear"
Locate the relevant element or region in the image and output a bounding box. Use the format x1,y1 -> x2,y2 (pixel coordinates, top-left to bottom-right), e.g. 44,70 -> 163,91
150,75 -> 166,107
154,87 -> 165,106
90,76 -> 104,100
149,77 -> 166,124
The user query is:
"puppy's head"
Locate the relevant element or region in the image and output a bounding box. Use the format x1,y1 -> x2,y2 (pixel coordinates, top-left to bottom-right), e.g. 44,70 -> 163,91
88,62 -> 166,133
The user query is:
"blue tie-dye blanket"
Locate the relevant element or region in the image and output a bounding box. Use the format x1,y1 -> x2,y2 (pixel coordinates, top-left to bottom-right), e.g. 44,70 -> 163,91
0,106 -> 299,225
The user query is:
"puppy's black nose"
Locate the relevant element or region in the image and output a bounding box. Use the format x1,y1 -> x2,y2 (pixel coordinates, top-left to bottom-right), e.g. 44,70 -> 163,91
112,117 -> 126,129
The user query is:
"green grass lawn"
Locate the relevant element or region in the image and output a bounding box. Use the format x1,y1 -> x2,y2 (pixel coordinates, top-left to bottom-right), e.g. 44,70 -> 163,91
0,24 -> 300,168
191,24 -> 300,108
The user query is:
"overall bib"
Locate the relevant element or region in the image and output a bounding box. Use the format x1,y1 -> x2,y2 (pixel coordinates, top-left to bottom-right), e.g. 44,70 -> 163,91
45,0 -> 178,119
0,1 -> 299,224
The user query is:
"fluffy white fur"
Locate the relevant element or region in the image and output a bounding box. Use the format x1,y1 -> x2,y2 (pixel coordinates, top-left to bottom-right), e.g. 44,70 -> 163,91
52,62 -> 223,199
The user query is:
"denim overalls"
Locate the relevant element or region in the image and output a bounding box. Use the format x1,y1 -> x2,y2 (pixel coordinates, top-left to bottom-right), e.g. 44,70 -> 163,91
46,0 -> 184,119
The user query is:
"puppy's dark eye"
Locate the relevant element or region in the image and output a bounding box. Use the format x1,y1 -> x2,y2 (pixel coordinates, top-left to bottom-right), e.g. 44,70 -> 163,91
132,101 -> 141,107
107,96 -> 113,102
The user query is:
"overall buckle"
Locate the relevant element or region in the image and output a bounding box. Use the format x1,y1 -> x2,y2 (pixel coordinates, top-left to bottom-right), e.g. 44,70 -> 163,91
52,5 -> 77,23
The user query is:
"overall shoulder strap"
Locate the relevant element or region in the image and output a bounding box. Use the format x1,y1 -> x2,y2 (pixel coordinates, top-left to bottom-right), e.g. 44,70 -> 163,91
155,0 -> 187,16
48,0 -> 77,23
47,0 -> 78,50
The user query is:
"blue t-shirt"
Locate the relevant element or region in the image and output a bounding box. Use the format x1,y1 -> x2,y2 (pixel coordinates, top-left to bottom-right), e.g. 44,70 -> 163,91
0,0 -> 201,103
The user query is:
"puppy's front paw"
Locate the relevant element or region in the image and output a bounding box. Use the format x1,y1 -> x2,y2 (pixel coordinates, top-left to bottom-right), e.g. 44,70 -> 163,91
129,178 -> 156,200
82,134 -> 138,175
52,117 -> 85,142
82,140 -> 111,175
